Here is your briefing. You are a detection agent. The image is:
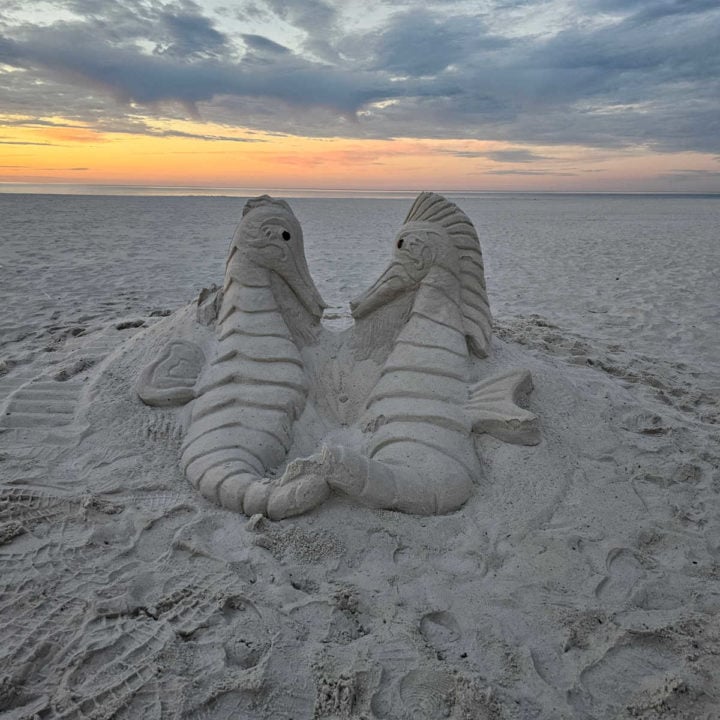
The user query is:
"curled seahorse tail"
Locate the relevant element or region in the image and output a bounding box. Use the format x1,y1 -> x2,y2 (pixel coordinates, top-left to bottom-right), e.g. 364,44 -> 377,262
263,450 -> 333,520
243,480 -> 273,516
182,448 -> 272,515
290,445 -> 472,516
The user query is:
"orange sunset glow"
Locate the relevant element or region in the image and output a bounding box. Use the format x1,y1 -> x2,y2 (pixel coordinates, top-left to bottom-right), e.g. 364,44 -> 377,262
3,115 -> 718,193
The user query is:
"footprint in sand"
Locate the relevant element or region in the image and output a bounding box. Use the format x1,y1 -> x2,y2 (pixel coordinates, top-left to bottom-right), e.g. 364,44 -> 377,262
420,610 -> 461,652
595,547 -> 646,606
399,668 -> 455,719
371,665 -> 456,720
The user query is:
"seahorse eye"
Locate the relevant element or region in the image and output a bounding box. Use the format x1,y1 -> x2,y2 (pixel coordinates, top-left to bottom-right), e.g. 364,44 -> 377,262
282,230 -> 291,241
397,238 -> 404,249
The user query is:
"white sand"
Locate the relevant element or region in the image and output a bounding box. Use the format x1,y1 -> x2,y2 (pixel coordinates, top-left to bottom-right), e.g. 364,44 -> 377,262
1,195 -> 719,719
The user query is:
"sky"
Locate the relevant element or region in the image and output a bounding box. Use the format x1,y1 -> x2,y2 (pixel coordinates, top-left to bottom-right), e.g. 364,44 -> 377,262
1,0 -> 719,193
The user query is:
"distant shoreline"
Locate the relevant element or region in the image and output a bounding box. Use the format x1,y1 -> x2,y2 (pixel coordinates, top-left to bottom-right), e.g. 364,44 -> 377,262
1,183 -> 718,199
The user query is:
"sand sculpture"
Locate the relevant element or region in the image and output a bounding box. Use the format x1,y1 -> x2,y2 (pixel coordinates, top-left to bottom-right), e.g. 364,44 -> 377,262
137,193 -> 539,518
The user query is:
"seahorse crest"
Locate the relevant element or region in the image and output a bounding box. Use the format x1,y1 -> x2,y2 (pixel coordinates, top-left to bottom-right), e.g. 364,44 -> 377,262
242,194 -> 292,217
233,196 -> 302,253
403,191 -> 492,357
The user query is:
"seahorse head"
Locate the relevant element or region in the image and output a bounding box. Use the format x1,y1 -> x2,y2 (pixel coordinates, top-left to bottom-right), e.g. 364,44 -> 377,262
229,195 -> 326,318
350,192 -> 492,357
350,221 -> 449,311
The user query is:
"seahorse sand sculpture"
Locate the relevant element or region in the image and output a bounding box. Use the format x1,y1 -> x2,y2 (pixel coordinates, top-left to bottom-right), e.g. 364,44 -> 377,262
137,193 -> 539,518
269,192 -> 539,518
138,196 -> 328,515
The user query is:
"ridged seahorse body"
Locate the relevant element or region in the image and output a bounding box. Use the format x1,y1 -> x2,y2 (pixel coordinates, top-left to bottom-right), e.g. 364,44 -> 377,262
355,262 -> 480,513
179,197 -> 326,515
268,192 -> 498,518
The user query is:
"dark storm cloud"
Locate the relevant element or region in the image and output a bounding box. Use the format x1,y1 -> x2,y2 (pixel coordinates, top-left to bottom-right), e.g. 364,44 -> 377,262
1,0 -> 719,154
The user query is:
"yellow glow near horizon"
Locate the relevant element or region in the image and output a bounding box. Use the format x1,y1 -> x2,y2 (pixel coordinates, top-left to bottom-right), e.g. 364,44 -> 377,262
1,114 -> 718,192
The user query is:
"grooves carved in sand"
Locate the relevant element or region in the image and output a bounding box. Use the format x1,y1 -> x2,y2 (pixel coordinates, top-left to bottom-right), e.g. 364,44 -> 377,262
1,378 -> 81,429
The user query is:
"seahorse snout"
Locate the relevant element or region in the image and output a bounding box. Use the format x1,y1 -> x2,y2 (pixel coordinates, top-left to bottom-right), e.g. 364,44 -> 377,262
274,247 -> 327,319
350,261 -> 414,319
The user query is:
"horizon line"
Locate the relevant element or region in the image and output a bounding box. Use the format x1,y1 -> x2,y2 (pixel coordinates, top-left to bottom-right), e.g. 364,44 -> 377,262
0,181 -> 720,199
0,181 -> 719,199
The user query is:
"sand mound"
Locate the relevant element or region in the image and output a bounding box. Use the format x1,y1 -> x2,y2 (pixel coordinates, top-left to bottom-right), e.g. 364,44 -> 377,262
1,299 -> 718,717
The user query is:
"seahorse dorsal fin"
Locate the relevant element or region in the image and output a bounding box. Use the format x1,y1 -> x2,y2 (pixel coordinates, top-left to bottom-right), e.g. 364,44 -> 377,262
466,368 -> 540,445
404,192 -> 493,357
136,340 -> 205,407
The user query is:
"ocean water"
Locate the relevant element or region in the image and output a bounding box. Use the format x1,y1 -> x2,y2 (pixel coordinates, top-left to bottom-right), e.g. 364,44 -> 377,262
1,193 -> 718,375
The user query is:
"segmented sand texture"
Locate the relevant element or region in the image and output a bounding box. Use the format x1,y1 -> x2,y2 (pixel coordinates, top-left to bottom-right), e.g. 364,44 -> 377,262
78,332 -> 130,358
0,591 -> 87,669
0,379 -> 82,429
365,279 -> 472,473
152,570 -> 249,636
0,373 -> 36,405
182,275 -> 307,510
403,192 -> 491,356
0,487 -> 80,530
55,623 -> 169,720
0,587 -> 88,716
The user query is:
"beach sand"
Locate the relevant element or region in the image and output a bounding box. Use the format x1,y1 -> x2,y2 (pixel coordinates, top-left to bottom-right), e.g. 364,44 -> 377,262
1,195 -> 718,719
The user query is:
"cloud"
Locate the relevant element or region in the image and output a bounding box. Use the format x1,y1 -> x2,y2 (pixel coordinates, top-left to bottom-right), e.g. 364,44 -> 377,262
661,169 -> 720,179
150,128 -> 265,142
0,0 -> 719,157
370,10 -> 505,77
0,164 -> 87,170
156,9 -> 229,57
264,0 -> 339,59
443,148 -> 548,162
0,117 -> 87,128
483,169 -> 577,176
0,139 -> 58,145
485,149 -> 549,162
586,0 -> 719,23
0,19 -> 393,113
241,34 -> 290,54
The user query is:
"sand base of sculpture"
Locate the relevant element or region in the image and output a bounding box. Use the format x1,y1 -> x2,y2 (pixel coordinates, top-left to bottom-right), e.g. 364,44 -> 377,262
1,194 -> 718,718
